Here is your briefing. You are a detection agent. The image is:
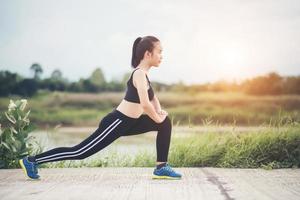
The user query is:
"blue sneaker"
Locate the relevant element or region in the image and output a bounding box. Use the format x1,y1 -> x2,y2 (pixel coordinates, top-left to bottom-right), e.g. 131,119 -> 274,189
19,156 -> 40,180
153,163 -> 182,180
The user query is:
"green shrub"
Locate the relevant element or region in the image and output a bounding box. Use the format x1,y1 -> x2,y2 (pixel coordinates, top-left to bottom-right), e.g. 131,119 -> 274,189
0,99 -> 42,168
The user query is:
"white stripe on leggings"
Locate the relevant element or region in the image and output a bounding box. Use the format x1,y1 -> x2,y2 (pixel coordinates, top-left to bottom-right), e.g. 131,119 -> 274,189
36,118 -> 121,163
37,119 -> 122,163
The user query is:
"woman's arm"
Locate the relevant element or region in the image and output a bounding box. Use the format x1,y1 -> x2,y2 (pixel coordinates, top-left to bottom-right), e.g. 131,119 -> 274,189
134,70 -> 165,123
151,94 -> 162,113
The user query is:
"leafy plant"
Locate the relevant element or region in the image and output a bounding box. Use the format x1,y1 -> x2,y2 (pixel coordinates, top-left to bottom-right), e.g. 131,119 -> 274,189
0,99 -> 42,168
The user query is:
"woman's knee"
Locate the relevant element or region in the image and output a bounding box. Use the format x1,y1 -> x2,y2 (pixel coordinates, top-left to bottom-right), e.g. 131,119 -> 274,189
160,116 -> 172,130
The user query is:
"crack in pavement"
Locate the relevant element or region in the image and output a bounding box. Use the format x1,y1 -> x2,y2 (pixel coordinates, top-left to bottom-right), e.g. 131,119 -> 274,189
202,168 -> 235,200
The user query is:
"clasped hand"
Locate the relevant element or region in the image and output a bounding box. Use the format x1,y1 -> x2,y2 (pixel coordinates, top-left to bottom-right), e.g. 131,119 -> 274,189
157,109 -> 168,115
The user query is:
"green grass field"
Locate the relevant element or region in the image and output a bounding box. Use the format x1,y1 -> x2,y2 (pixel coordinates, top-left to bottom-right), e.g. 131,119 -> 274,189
1,91 -> 299,169
1,90 -> 299,126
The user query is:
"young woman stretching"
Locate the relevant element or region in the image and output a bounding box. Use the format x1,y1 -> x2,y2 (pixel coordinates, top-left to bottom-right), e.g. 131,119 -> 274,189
19,35 -> 182,180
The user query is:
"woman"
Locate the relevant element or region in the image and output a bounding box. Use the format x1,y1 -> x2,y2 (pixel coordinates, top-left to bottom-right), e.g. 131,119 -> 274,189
19,35 -> 182,180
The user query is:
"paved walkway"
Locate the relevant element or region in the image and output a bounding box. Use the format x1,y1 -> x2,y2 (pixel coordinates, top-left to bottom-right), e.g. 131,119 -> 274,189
0,168 -> 299,200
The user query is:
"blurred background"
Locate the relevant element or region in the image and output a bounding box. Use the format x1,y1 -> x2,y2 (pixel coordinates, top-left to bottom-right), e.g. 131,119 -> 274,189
1,0 -> 300,126
0,0 -> 299,168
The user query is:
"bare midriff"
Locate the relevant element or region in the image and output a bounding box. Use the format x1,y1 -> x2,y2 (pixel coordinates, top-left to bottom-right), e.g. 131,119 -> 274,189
116,99 -> 144,119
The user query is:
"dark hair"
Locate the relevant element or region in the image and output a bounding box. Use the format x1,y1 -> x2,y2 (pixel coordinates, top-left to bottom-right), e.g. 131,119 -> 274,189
131,36 -> 160,68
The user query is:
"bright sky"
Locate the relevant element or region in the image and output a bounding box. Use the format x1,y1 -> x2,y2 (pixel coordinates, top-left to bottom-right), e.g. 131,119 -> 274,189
0,0 -> 299,85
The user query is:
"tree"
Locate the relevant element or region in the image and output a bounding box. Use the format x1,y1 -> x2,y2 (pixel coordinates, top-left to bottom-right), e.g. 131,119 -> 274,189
89,67 -> 106,91
283,76 -> 300,94
0,71 -> 19,96
242,72 -> 283,95
51,69 -> 63,81
90,68 -> 106,85
30,63 -> 43,79
13,79 -> 38,97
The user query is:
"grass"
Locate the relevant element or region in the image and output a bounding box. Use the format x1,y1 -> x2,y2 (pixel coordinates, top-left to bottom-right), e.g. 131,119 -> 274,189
38,122 -> 300,169
1,91 -> 299,169
0,90 -> 300,126
169,124 -> 300,169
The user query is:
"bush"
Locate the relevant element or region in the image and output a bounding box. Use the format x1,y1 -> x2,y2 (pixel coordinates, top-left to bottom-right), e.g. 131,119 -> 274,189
0,99 -> 42,168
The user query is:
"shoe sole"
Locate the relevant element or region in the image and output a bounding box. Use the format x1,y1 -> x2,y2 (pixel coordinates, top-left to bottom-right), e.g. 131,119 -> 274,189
152,175 -> 181,180
19,159 -> 40,180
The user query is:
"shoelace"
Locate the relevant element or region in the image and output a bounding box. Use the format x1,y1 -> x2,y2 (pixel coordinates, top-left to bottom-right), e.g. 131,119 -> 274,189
28,158 -> 38,174
164,165 -> 175,173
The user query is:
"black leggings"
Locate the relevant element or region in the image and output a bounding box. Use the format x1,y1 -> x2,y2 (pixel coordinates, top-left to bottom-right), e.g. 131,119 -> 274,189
33,109 -> 172,165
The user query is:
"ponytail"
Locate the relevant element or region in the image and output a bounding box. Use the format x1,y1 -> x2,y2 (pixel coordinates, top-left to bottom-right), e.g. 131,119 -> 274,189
131,37 -> 143,68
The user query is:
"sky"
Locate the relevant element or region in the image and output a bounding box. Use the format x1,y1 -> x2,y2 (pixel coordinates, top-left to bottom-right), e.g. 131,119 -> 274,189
0,0 -> 300,85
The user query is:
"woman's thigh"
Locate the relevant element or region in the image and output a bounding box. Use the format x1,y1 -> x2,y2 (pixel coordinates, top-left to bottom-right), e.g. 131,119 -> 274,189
122,114 -> 160,136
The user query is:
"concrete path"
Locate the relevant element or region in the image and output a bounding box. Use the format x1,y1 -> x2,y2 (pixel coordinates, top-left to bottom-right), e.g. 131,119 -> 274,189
0,168 -> 299,200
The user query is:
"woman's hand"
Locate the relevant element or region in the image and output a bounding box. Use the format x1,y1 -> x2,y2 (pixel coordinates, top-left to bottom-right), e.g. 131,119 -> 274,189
156,109 -> 168,123
157,109 -> 168,115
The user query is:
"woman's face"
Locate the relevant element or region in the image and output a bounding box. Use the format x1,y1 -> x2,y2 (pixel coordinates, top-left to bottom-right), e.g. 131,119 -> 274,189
149,42 -> 163,67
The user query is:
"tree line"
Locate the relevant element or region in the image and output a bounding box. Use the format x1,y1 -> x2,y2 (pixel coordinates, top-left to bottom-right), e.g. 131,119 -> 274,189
0,63 -> 129,97
179,72 -> 300,95
0,63 -> 300,97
